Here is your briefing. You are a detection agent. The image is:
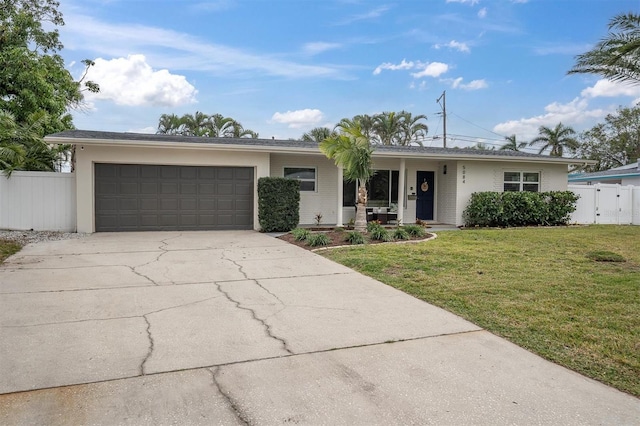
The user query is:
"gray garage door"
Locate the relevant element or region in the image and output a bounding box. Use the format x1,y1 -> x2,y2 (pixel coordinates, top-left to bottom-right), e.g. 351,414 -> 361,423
95,164 -> 253,232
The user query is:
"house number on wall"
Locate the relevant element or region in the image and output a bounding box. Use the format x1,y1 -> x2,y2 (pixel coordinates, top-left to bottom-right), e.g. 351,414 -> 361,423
462,165 -> 466,184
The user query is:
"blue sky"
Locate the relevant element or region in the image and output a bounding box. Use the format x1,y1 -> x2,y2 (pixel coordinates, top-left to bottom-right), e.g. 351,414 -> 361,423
59,0 -> 640,151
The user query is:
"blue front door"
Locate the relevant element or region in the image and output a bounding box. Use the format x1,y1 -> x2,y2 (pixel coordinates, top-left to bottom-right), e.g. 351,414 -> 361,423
416,171 -> 434,221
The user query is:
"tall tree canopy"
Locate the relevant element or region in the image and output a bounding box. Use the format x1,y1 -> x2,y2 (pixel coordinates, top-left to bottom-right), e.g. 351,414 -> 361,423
333,111 -> 428,146
156,112 -> 258,138
301,127 -> 336,143
500,134 -> 527,151
0,0 -> 98,174
576,105 -> 640,172
569,12 -> 640,84
529,123 -> 578,157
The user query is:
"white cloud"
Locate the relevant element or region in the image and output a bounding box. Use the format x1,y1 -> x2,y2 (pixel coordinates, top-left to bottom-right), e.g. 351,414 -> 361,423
493,97 -> 609,140
478,7 -> 487,18
411,62 -> 449,78
373,59 -> 415,75
303,42 -> 342,55
83,55 -> 197,107
62,13 -> 342,79
409,81 -> 428,91
446,0 -> 480,5
337,5 -> 392,25
434,40 -> 470,53
450,78 -> 488,90
581,79 -> 640,99
271,109 -> 324,129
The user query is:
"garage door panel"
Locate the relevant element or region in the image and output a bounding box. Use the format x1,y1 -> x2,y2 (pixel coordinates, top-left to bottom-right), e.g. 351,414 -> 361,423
218,183 -> 233,195
161,183 -> 178,194
199,183 -> 215,195
160,167 -> 179,179
140,183 -> 158,194
119,182 -> 138,195
180,199 -> 197,210
140,166 -> 158,178
140,199 -> 158,211
235,183 -> 253,196
118,199 -> 138,210
200,199 -> 216,210
95,164 -> 253,231
235,168 -> 253,180
181,183 -> 197,194
97,182 -> 117,195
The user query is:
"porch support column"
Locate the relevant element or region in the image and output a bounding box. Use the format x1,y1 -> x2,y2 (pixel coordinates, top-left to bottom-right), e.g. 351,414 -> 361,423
336,166 -> 344,227
398,158 -> 406,225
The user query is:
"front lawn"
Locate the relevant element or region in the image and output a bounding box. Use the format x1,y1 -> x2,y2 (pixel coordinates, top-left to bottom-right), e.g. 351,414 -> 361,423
0,238 -> 22,264
321,225 -> 640,397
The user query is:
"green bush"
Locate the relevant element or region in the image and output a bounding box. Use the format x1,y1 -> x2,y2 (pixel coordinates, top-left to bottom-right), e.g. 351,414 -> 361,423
369,226 -> 391,241
463,191 -> 579,227
306,233 -> 331,247
344,231 -> 366,245
366,221 -> 383,233
291,228 -> 310,241
393,227 -> 410,240
258,177 -> 300,232
403,224 -> 426,237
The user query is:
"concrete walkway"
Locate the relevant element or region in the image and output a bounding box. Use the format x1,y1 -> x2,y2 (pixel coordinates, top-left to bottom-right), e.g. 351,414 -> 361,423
0,231 -> 637,425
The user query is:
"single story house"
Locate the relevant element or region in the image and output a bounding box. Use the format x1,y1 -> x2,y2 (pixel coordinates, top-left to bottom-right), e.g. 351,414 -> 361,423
45,130 -> 592,233
568,160 -> 640,186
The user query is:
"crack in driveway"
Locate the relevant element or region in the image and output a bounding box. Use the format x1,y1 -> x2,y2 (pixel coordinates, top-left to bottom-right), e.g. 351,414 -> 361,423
208,367 -> 251,425
215,282 -> 293,355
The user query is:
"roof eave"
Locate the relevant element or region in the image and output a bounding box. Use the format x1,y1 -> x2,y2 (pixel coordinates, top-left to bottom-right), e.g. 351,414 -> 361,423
45,135 -> 595,165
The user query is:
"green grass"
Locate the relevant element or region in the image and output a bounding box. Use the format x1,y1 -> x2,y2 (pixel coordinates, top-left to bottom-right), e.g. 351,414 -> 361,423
0,238 -> 22,264
321,225 -> 640,397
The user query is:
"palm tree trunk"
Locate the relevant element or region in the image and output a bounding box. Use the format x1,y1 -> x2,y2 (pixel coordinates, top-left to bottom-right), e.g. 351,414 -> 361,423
355,181 -> 368,232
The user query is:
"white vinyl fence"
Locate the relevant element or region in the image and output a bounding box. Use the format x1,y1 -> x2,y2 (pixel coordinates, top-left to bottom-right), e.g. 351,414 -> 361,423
0,171 -> 76,232
569,184 -> 640,225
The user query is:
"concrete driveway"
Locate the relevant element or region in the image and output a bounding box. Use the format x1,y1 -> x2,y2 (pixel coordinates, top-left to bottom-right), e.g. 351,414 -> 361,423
0,231 -> 638,425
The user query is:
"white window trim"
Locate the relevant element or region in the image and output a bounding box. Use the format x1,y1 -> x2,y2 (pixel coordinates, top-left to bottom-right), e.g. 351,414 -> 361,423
284,166 -> 317,192
503,170 -> 541,192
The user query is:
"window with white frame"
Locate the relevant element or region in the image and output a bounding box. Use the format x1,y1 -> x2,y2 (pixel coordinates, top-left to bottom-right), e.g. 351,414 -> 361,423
342,170 -> 399,206
284,167 -> 316,191
504,171 -> 540,192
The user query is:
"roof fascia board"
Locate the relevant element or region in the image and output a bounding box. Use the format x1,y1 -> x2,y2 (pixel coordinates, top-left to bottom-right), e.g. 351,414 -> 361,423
569,172 -> 640,181
45,135 -> 593,165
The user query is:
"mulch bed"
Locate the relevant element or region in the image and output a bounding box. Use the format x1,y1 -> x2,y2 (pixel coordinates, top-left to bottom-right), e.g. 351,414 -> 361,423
277,229 -> 435,251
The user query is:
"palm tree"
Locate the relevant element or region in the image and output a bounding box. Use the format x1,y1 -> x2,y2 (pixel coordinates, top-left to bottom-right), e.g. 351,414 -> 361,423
181,111 -> 210,136
301,127 -> 335,143
398,111 -> 428,146
373,111 -> 405,145
157,113 -> 182,134
529,123 -> 578,156
569,13 -> 640,85
223,119 -> 259,138
0,110 -> 57,176
500,134 -> 527,151
319,124 -> 374,232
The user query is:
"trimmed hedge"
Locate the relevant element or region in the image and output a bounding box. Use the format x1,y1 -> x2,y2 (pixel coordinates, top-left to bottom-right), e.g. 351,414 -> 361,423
462,191 -> 579,227
258,177 -> 300,232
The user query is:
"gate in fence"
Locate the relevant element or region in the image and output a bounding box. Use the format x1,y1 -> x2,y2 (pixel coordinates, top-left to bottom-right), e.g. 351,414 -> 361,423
569,184 -> 640,225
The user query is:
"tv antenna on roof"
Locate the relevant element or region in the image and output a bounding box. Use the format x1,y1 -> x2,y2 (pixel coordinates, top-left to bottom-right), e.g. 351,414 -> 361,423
436,91 -> 447,148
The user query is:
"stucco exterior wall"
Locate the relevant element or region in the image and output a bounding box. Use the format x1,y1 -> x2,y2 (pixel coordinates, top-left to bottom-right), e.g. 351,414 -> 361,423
454,160 -> 570,226
270,154 -> 339,225
75,144 -> 270,232
436,161 -> 458,225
